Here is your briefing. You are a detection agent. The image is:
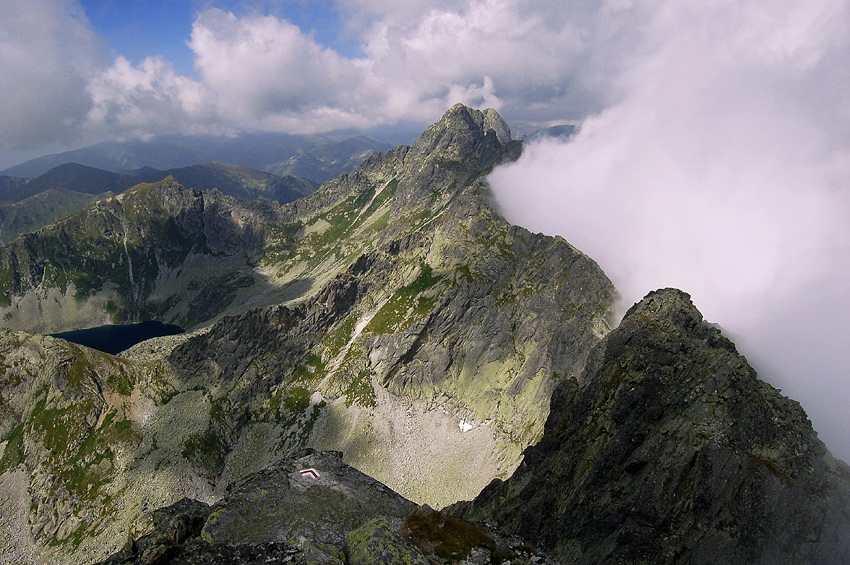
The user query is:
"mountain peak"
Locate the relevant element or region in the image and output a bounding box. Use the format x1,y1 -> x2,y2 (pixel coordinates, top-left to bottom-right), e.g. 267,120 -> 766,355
440,103 -> 512,144
434,104 -> 511,144
483,107 -> 512,144
455,287 -> 850,563
408,104 -> 516,172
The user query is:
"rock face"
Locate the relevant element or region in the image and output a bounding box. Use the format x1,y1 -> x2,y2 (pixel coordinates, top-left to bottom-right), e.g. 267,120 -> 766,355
454,289 -> 850,564
101,450 -> 557,565
0,329 -> 157,564
0,178 -> 288,332
199,450 -> 415,548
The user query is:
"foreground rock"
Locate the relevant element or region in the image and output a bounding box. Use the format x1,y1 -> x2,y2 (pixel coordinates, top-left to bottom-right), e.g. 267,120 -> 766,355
101,450 -> 556,565
454,289 -> 850,564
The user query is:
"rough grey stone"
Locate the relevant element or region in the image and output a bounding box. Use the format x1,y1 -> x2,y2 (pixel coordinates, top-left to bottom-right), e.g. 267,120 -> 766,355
454,289 -> 850,564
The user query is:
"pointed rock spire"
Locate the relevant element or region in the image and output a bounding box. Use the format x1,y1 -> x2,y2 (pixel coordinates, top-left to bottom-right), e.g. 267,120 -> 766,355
410,104 -> 515,167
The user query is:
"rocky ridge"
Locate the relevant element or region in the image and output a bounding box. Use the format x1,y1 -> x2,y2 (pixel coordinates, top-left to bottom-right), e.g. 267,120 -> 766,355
0,105 -> 616,563
0,178 -> 289,332
452,289 -> 850,564
0,106 -> 848,564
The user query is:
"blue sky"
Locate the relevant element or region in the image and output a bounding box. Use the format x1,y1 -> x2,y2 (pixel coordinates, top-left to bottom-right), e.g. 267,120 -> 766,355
80,0 -> 358,74
81,0 -> 196,72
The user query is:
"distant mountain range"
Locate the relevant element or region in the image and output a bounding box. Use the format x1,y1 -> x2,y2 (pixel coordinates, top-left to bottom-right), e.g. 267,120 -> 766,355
0,132 -> 389,243
508,122 -> 579,142
0,189 -> 101,244
0,161 -> 319,243
0,132 -> 394,182
0,131 -> 394,244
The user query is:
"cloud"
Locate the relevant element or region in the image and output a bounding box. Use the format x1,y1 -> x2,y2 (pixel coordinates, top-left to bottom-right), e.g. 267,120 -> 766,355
490,0 -> 850,459
86,55 -> 209,137
354,0 -> 642,122
81,3 -> 524,136
188,8 -> 366,131
179,1 -> 633,130
80,1 -> 630,139
0,0 -> 102,153
0,0 -> 671,163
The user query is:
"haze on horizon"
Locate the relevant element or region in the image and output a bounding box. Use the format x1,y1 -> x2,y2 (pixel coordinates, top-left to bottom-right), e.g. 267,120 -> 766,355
1,0 -> 849,460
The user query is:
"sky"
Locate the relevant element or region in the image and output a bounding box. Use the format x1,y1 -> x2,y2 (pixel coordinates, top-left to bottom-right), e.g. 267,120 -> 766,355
0,0 -> 627,168
0,1 -> 849,459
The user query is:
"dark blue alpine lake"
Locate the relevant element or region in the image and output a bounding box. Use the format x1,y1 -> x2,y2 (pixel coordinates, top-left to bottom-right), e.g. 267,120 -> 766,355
50,321 -> 184,355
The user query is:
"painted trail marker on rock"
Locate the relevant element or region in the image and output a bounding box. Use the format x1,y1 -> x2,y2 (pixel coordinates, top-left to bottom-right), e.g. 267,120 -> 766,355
299,468 -> 320,480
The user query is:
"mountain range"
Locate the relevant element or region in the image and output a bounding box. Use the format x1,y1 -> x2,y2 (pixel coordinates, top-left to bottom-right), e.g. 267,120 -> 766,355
0,105 -> 847,564
0,133 -> 394,182
0,162 -> 318,243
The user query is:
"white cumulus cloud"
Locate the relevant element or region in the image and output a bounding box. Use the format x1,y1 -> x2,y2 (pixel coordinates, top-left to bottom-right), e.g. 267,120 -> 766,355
0,0 -> 671,162
87,55 -> 209,137
188,8 -> 366,131
0,0 -> 102,155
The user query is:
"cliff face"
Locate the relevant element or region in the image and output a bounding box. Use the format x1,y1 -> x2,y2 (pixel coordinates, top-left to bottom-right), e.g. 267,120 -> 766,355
0,330 -> 154,564
0,179 -> 285,332
0,105 -> 617,564
454,289 -> 850,564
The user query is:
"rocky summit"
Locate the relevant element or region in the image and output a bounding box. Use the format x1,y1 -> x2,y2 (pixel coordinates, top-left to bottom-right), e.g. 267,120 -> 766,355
0,105 -> 848,564
453,289 -> 850,564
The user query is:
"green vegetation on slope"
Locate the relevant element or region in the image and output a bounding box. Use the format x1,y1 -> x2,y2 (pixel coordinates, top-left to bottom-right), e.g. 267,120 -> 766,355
367,263 -> 443,334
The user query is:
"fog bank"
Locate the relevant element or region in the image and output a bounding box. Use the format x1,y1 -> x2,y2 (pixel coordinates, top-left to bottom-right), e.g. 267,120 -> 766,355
490,1 -> 850,460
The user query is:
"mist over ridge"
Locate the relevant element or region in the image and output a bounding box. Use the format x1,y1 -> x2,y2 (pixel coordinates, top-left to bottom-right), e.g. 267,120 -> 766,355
489,1 -> 850,460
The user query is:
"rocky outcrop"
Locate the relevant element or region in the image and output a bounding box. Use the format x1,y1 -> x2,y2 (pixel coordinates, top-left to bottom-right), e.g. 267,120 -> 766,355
454,289 -> 850,564
103,498 -> 212,564
100,450 -> 557,565
200,450 -> 414,548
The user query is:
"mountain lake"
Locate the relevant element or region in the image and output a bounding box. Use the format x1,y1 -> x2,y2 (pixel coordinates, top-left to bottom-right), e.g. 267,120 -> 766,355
50,321 -> 184,355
